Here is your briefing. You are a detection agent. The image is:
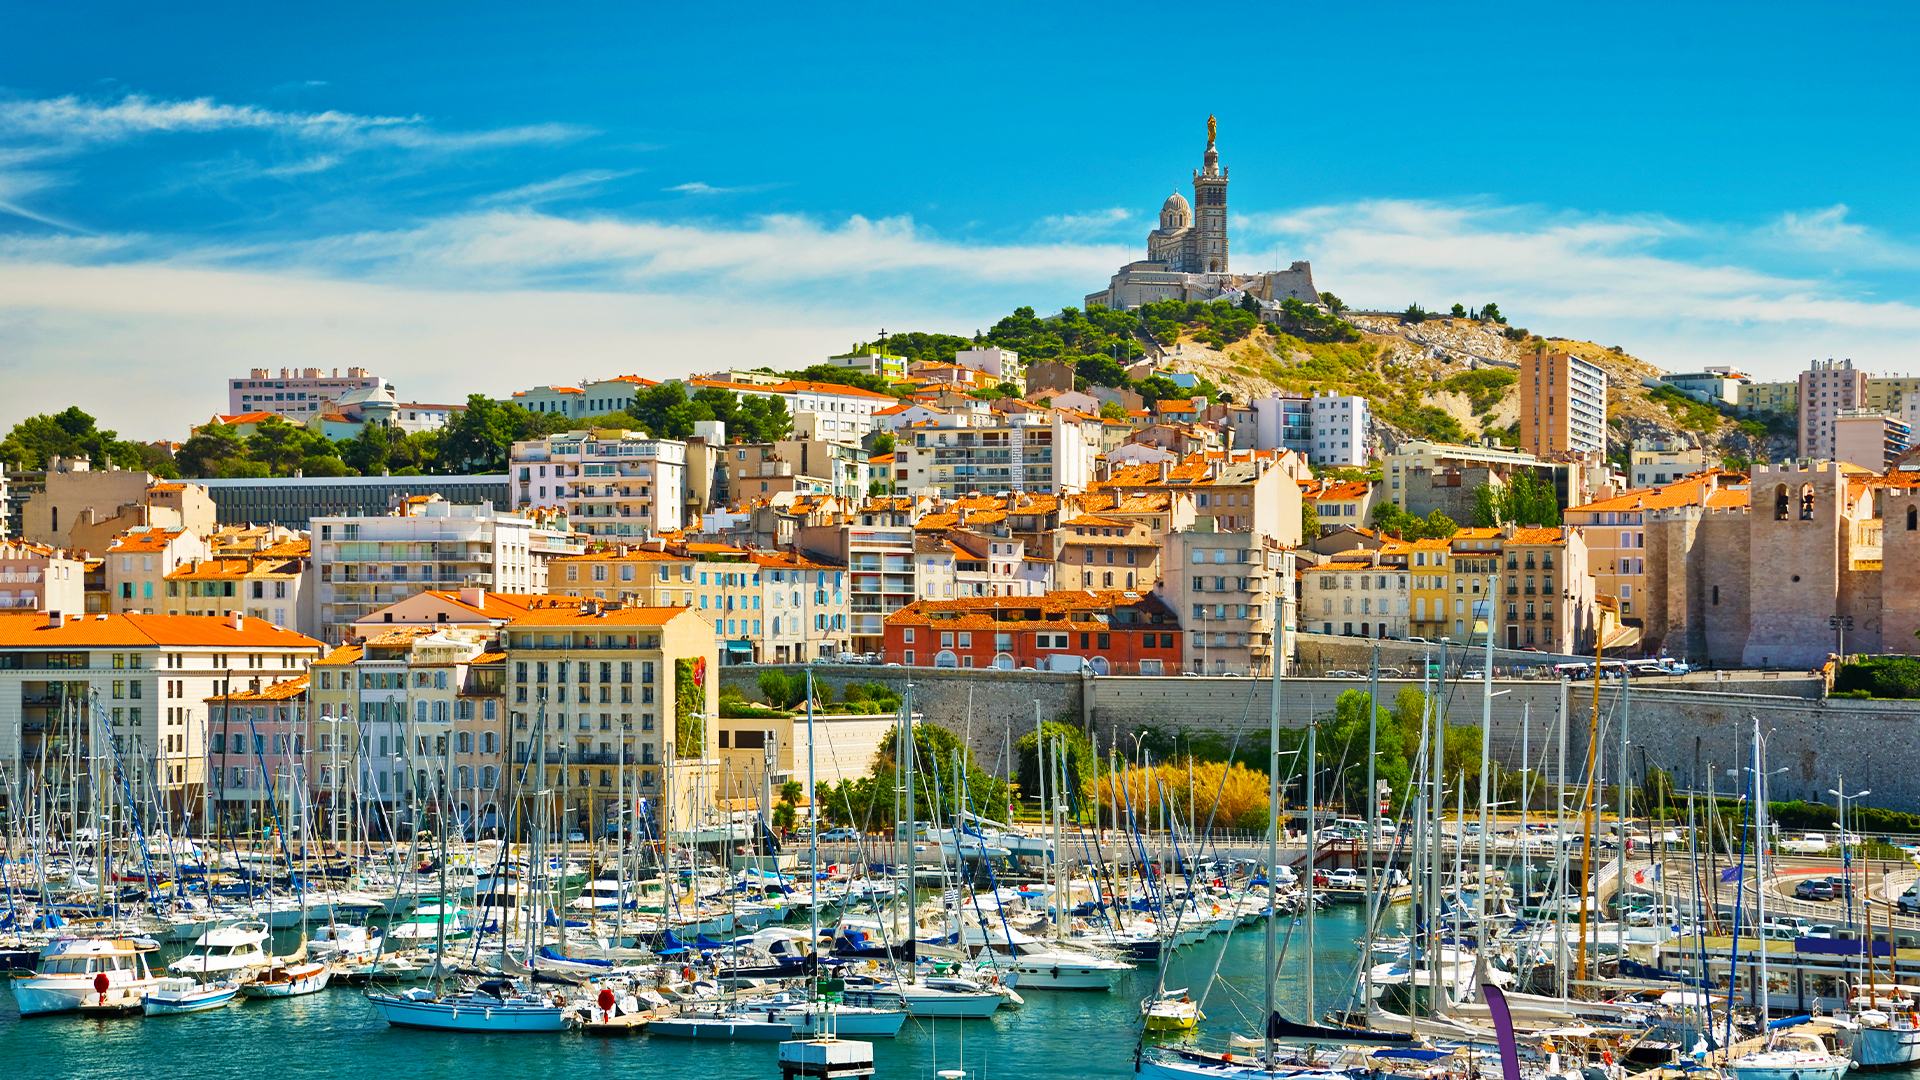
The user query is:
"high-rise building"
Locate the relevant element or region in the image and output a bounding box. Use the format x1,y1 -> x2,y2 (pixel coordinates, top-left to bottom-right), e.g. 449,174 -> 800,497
1799,358 -> 1867,460
228,367 -> 385,418
1519,352 -> 1608,457
510,429 -> 688,540
311,498 -> 574,643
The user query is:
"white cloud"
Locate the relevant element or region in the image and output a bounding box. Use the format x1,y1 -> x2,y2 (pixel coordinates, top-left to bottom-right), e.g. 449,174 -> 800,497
662,180 -> 783,196
479,169 -> 639,205
1253,198 -> 1920,376
1036,207 -> 1132,240
0,94 -> 419,141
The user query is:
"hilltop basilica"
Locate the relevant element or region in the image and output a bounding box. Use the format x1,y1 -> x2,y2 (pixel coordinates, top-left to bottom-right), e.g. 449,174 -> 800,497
1085,116 -> 1321,312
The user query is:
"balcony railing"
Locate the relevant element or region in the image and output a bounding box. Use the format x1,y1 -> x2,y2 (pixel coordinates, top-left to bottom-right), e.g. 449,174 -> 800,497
515,749 -> 640,766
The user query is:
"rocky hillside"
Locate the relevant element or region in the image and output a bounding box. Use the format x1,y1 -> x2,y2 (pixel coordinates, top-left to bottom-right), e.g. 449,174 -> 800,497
1145,311 -> 1796,467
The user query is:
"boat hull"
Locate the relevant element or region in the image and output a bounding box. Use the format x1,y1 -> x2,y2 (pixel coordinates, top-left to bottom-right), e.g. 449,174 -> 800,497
649,1017 -> 792,1039
365,993 -> 566,1031
1856,1025 -> 1920,1070
143,984 -> 240,1014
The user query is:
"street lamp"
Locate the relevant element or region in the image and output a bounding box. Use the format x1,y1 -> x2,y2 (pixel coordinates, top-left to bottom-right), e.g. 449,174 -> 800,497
1829,779 -> 1870,928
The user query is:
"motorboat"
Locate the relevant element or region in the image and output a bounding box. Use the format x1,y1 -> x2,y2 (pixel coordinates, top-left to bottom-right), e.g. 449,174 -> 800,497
774,999 -> 909,1038
143,978 -> 240,1015
365,980 -> 567,1031
385,903 -> 474,942
170,921 -> 271,977
1142,988 -> 1202,1033
308,922 -> 381,962
1728,1030 -> 1852,1080
1002,945 -> 1132,991
15,937 -> 165,1016
241,960 -> 332,998
1844,1006 -> 1920,1069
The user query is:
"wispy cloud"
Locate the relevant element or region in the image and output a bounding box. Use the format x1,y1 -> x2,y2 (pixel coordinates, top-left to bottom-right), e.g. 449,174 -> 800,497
663,180 -> 781,196
271,80 -> 330,92
478,168 -> 639,205
0,93 -> 419,141
1036,207 -> 1132,240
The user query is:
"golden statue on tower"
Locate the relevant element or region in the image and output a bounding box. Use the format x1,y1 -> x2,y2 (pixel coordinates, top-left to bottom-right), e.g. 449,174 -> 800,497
1207,114 -> 1217,145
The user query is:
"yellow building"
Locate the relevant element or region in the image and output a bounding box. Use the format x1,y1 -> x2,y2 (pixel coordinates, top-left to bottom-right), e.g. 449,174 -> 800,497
1407,538 -> 1453,639
501,600 -> 715,837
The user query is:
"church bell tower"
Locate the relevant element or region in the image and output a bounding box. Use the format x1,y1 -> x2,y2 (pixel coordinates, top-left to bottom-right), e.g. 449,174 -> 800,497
1191,114 -> 1229,274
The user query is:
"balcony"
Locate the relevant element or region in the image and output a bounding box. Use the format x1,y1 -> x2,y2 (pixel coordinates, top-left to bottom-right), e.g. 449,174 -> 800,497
0,570 -> 43,583
515,749 -> 638,766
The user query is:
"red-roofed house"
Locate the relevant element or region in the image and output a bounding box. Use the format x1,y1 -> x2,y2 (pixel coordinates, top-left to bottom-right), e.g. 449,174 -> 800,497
883,590 -> 1181,674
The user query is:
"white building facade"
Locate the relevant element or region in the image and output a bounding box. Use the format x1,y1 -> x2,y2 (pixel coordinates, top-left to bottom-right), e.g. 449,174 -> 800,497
511,430 -> 687,541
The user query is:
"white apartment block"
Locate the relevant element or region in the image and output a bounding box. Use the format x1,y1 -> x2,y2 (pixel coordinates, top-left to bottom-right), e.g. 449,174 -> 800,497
1308,391 -> 1371,466
229,367 -> 385,418
1300,555 -> 1411,641
1151,531 -> 1294,676
953,347 -> 1020,382
901,411 -> 1101,497
511,430 -> 688,539
0,610 -> 325,828
312,500 -> 569,643
1800,358 -> 1867,460
505,376 -> 660,419
686,379 -> 894,448
0,541 -> 85,614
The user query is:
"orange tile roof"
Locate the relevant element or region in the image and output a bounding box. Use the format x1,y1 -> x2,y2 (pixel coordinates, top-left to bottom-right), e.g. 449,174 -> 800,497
0,612 -> 322,649
505,602 -> 688,627
768,379 -> 897,400
1506,527 -> 1568,545
550,548 -> 689,563
749,550 -> 841,570
870,453 -> 895,466
214,411 -> 279,425
148,483 -> 187,493
208,675 -> 311,702
420,588 -> 541,614
1567,472 -> 1745,514
108,527 -> 190,553
313,644 -> 365,666
469,650 -> 507,664
886,590 -> 1173,630
166,557 -> 303,579
1311,481 -> 1372,501
1452,527 -> 1502,540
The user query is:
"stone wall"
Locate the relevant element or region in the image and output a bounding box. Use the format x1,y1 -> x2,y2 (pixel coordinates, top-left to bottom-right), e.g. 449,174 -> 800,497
727,665 -> 1920,811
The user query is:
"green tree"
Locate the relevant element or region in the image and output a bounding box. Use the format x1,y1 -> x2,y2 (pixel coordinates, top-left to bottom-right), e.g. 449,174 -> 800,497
1099,400 -> 1129,421
1015,720 -> 1097,803
1479,303 -> 1505,324
245,416 -> 338,476
300,455 -> 354,477
871,721 -> 1010,823
438,395 -> 525,471
175,424 -> 248,478
1450,303 -> 1468,318
341,423 -> 396,475
0,406 -> 162,473
1470,469 -> 1562,528
1320,292 -> 1347,314
1302,501 -> 1321,538
869,431 -> 895,455
674,657 -> 706,758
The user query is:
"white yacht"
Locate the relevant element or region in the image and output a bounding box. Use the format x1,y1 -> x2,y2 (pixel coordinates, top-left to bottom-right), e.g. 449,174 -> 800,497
169,922 -> 272,977
15,937 -> 165,1016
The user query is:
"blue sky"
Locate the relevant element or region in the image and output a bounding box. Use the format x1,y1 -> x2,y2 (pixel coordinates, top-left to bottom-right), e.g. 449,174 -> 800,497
4,1 -> 1920,436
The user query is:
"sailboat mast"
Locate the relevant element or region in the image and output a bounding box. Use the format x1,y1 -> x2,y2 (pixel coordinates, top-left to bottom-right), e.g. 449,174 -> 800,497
804,664 -> 820,1003
1364,644 -> 1378,1016
1305,720 -> 1317,1023
903,681 -> 916,985
1263,622 -> 1283,1063
1575,614 -> 1603,990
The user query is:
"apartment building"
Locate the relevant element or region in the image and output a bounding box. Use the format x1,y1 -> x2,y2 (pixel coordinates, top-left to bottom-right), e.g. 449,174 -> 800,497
312,499 -> 571,644
1565,472 -> 1748,630
106,527 -> 209,615
1406,538 -> 1456,641
164,546 -> 311,635
510,429 -> 687,540
205,675 -> 310,832
1738,381 -> 1799,417
0,610 -> 325,829
24,457 -> 215,550
915,530 -> 1051,601
702,439 -> 870,507
1301,544 -> 1410,641
1800,358 -> 1868,460
824,349 -> 907,379
1229,391 -> 1371,465
901,410 -> 1101,497
683,378 -> 894,448
1630,442 -> 1709,488
1302,480 -> 1375,531
1383,440 -> 1573,519
1090,455 -> 1300,542
1660,367 -> 1750,406
0,541 -> 85,614
1152,530 -> 1293,675
1832,410 -> 1912,471
1056,515 -> 1161,592
501,601 -> 715,836
228,366 -> 384,418
798,519 -> 916,656
1520,352 -> 1608,457
883,590 -> 1183,674
1493,526 -> 1594,653
304,626 -> 506,839
505,375 -> 661,419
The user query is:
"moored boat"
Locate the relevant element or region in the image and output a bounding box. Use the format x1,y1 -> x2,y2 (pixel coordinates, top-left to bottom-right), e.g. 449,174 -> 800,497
15,937 -> 165,1016
365,980 -> 567,1031
142,978 -> 240,1015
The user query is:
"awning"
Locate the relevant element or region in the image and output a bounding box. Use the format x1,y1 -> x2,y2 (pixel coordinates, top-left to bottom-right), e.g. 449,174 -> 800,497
725,641 -> 755,653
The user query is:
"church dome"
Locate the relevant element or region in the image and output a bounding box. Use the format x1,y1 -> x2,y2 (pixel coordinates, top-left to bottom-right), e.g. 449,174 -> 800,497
1161,191 -> 1190,214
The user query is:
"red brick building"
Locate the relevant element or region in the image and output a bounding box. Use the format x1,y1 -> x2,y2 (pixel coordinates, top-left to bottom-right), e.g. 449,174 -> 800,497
882,589 -> 1183,675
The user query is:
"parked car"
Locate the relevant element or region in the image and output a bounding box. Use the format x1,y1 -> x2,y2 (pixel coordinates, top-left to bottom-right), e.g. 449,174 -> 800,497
818,828 -> 862,842
1900,884 -> 1920,915
1794,879 -> 1835,901
1824,876 -> 1855,898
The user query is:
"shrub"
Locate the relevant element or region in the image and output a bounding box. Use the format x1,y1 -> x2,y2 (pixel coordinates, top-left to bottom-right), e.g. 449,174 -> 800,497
721,701 -> 793,720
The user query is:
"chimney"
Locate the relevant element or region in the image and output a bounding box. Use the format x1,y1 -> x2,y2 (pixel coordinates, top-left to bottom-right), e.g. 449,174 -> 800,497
617,544 -> 629,556
46,611 -> 63,629
459,586 -> 486,610
229,611 -> 245,632
1157,461 -> 1170,483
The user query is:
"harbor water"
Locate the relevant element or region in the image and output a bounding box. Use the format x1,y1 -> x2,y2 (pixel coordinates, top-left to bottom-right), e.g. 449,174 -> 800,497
0,905 -> 1404,1080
